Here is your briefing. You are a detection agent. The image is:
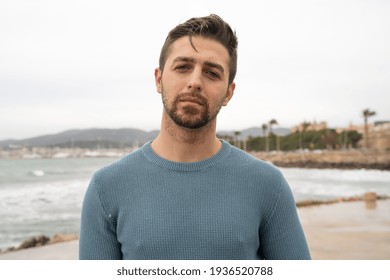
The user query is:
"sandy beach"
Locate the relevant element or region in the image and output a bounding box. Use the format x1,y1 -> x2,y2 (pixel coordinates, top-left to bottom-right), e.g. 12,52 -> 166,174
299,199 -> 390,259
1,199 -> 389,260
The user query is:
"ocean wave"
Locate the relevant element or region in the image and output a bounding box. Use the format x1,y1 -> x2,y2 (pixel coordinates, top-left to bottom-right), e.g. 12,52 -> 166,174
29,170 -> 45,177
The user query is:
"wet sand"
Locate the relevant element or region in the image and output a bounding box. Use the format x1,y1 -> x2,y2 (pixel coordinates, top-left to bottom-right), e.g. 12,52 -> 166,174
1,200 -> 389,260
298,199 -> 390,259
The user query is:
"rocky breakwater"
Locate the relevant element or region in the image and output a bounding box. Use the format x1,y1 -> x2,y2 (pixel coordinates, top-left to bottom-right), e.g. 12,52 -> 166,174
252,150 -> 390,170
295,192 -> 389,208
0,233 -> 78,254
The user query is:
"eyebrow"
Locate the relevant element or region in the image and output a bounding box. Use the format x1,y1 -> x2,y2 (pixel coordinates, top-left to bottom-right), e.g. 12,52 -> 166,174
172,56 -> 225,73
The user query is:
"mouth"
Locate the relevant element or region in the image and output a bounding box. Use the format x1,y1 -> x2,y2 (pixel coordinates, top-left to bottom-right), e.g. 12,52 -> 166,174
178,98 -> 205,106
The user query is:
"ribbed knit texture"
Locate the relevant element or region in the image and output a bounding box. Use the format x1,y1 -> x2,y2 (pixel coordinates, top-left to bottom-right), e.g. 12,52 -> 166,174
79,140 -> 311,260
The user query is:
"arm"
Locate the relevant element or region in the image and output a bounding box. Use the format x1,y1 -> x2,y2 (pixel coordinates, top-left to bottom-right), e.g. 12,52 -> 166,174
79,178 -> 122,260
259,175 -> 311,260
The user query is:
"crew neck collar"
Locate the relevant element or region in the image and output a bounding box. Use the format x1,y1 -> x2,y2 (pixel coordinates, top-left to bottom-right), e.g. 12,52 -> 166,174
141,140 -> 231,172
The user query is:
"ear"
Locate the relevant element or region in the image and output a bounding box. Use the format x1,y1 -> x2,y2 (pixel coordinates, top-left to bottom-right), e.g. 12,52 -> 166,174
223,82 -> 235,106
154,68 -> 162,93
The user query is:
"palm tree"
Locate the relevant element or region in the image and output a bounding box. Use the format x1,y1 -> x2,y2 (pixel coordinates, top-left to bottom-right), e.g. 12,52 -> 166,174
269,119 -> 278,134
300,121 -> 310,150
234,131 -> 241,148
268,119 -> 278,151
363,109 -> 376,149
262,123 -> 268,152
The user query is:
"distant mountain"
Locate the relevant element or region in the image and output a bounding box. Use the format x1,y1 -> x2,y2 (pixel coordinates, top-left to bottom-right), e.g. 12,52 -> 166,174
0,128 -> 159,149
0,126 -> 292,149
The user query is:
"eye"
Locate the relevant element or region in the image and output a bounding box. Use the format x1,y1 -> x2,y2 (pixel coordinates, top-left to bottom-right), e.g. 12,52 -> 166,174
174,64 -> 191,71
205,70 -> 221,80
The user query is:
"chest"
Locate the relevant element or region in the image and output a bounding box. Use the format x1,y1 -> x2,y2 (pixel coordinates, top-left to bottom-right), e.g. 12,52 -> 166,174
115,182 -> 263,259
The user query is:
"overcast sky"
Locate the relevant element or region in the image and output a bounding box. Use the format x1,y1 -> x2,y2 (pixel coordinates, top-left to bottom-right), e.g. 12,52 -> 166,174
1,0 -> 389,140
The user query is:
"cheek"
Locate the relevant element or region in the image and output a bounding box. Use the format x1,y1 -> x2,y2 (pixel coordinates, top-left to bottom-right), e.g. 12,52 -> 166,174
161,81 -> 182,98
214,88 -> 230,105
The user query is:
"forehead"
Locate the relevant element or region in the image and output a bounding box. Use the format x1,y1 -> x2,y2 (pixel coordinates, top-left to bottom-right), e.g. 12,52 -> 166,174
166,36 -> 230,67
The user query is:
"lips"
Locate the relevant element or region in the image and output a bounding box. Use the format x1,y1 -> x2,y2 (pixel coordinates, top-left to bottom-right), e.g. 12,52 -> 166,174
178,98 -> 205,106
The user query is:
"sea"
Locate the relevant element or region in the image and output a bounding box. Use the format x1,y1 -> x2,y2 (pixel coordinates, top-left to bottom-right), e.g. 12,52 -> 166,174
1,156 -> 390,251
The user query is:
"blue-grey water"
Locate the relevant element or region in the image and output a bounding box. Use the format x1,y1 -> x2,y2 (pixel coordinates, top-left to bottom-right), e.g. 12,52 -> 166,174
1,157 -> 390,250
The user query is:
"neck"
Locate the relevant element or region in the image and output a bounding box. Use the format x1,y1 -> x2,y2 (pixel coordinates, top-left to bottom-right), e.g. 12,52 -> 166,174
151,113 -> 222,162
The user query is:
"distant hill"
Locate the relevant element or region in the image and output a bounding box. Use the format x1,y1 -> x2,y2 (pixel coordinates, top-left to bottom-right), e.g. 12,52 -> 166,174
0,127 -> 292,149
0,128 -> 160,149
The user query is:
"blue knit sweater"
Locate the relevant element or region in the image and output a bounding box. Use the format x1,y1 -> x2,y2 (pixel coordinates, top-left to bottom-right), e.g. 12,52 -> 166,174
79,140 -> 310,260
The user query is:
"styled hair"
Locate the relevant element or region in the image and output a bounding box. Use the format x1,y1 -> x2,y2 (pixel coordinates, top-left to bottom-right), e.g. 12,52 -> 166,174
159,14 -> 238,84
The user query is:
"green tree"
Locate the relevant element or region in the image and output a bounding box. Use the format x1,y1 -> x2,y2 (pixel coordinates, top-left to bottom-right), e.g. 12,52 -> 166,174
363,108 -> 376,149
234,131 -> 241,148
262,123 -> 268,152
268,119 -> 278,151
247,129 -> 362,152
347,130 -> 363,148
299,122 -> 311,150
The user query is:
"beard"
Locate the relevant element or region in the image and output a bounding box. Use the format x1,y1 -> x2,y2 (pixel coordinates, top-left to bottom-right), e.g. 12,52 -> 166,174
162,90 -> 224,129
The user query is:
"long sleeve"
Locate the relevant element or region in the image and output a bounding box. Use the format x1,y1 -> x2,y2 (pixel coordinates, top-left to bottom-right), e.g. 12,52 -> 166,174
79,178 -> 122,260
259,175 -> 311,260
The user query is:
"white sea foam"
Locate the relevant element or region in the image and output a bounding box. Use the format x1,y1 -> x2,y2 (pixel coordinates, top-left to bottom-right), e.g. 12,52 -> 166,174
281,168 -> 390,201
30,170 -> 45,177
0,157 -> 118,250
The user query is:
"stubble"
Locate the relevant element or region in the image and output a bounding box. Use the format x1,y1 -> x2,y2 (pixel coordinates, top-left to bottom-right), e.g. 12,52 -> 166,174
162,91 -> 223,129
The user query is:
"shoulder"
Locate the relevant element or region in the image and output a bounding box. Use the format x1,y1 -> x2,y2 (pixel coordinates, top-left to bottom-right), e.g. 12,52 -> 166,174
225,142 -> 284,178
86,146 -> 150,213
223,143 -> 290,198
222,143 -> 294,215
91,146 -> 145,188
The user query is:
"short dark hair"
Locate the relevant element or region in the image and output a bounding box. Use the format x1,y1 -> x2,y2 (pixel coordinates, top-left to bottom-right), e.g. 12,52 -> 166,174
159,14 -> 238,84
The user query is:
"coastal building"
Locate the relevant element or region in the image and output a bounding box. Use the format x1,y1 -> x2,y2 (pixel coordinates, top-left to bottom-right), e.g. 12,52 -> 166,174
350,121 -> 390,151
292,121 -> 328,133
369,121 -> 390,151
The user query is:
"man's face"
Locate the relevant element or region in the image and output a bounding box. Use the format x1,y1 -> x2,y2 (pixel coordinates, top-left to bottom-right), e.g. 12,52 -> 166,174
155,36 -> 235,129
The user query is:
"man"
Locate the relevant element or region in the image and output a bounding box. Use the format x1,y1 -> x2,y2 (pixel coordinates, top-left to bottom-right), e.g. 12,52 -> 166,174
79,14 -> 311,260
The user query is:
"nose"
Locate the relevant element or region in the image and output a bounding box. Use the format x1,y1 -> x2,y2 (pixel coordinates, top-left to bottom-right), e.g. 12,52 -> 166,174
187,70 -> 202,93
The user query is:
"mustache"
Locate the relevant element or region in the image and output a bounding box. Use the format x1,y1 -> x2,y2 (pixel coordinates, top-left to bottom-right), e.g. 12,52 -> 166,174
175,92 -> 207,106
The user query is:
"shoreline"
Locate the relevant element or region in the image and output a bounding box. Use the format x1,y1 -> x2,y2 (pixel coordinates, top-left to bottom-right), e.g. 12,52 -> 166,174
272,161 -> 390,170
251,149 -> 390,171
2,149 -> 390,171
